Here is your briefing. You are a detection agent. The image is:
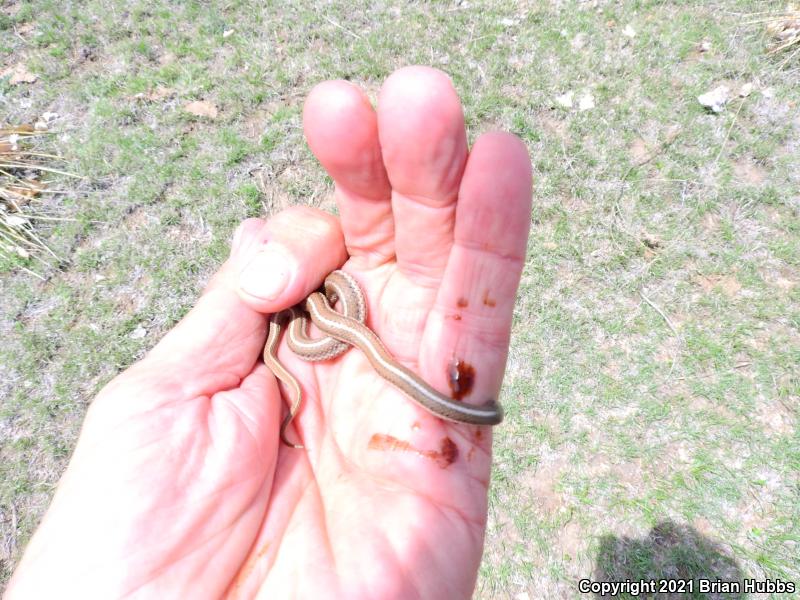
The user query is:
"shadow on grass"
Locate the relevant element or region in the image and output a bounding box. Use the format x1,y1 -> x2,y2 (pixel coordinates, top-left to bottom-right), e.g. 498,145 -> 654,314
593,520 -> 745,599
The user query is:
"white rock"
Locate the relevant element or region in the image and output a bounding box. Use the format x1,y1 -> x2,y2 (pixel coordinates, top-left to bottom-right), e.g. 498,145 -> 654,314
130,325 -> 147,339
697,85 -> 730,113
622,24 -> 636,38
555,91 -> 574,108
571,32 -> 587,50
739,82 -> 754,97
500,17 -> 515,27
578,92 -> 595,111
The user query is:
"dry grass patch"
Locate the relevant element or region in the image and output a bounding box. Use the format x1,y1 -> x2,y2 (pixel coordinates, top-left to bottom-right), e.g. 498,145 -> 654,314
0,119 -> 80,279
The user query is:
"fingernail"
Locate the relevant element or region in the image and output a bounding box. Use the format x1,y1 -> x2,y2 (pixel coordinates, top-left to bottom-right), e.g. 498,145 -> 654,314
239,244 -> 293,300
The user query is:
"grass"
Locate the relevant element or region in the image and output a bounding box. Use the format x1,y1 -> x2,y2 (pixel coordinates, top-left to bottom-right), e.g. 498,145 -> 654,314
1,0 -> 799,597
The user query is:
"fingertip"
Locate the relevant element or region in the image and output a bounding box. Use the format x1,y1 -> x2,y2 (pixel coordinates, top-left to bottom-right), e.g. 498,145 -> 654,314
231,218 -> 267,257
453,132 -> 533,264
303,80 -> 388,198
304,80 -> 370,130
377,65 -> 467,199
238,242 -> 297,303
236,207 -> 347,312
379,66 -> 459,105
472,131 -> 533,176
378,66 -> 464,134
466,131 -> 533,205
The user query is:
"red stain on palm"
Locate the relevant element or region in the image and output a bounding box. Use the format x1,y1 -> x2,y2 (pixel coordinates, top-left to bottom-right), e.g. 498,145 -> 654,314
368,433 -> 412,452
447,358 -> 475,400
368,433 -> 459,467
438,437 -> 458,465
456,297 -> 469,308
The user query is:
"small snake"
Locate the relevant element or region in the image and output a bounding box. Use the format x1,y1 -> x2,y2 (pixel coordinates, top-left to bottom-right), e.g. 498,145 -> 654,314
262,270 -> 504,448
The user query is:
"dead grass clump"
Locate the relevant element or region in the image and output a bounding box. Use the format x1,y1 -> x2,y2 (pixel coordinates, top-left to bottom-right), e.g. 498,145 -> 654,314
0,120 -> 77,279
747,3 -> 800,67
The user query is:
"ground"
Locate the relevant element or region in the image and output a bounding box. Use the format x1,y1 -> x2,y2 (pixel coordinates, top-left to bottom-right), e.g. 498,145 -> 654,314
1,0 -> 798,598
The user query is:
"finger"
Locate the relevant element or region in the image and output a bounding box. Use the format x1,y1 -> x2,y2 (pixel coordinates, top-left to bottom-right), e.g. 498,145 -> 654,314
141,208 -> 346,397
234,206 -> 347,312
303,80 -> 395,267
377,66 -> 468,284
421,132 -> 533,407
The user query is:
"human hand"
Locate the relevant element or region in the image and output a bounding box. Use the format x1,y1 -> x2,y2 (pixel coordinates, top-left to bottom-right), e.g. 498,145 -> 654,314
6,66 -> 532,599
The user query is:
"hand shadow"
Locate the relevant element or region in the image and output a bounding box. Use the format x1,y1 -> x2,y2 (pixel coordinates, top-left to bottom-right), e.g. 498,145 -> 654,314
593,520 -> 745,599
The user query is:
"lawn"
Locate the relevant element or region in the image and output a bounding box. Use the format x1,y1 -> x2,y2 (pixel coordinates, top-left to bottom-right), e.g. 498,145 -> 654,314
1,0 -> 798,597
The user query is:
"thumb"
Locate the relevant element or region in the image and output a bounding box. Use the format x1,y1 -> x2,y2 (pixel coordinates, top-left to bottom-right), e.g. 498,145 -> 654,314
141,207 -> 346,397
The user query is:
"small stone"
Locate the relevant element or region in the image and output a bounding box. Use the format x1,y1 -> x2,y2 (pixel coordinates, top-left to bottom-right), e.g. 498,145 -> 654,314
222,29 -> 235,38
739,83 -> 754,97
571,32 -> 587,50
130,325 -> 147,340
555,91 -> 574,108
697,85 -> 730,113
698,39 -> 712,53
622,24 -> 636,38
578,93 -> 595,111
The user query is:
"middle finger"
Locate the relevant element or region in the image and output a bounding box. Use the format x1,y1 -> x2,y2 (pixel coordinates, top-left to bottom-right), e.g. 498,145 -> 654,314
377,66 -> 469,287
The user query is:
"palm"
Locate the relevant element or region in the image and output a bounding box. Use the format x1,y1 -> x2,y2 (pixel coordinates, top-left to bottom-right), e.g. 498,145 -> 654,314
244,264 -> 496,598
7,67 -> 531,600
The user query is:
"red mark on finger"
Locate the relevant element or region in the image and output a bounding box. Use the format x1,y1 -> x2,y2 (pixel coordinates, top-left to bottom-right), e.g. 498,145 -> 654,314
457,297 -> 469,308
447,358 -> 475,400
482,289 -> 496,307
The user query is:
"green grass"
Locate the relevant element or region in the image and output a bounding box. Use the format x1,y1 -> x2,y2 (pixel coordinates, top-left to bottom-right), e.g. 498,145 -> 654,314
2,0 -> 799,596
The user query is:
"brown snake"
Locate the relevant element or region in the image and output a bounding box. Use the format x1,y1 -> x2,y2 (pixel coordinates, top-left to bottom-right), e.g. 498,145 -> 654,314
263,270 -> 504,448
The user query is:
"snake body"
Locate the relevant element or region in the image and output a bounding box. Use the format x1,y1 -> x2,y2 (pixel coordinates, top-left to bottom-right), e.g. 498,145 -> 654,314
263,270 -> 504,447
